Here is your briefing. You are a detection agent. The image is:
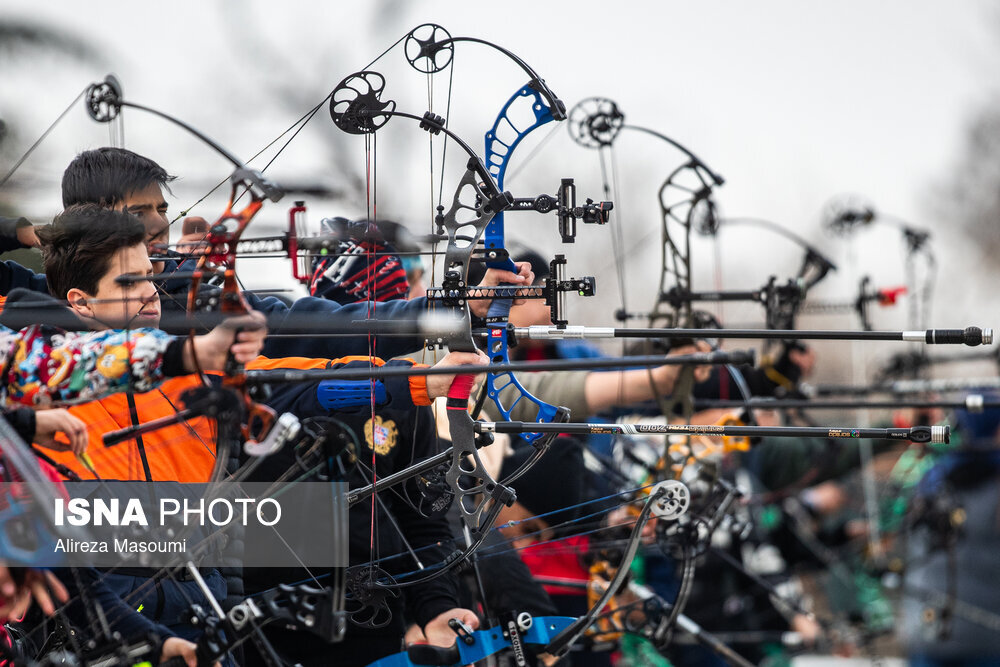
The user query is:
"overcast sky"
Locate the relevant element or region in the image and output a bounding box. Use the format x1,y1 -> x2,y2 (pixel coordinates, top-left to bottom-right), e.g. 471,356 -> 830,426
1,0 -> 997,377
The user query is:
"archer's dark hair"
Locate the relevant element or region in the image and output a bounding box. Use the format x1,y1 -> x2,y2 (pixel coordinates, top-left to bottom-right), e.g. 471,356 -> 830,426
61,147 -> 175,208
38,204 -> 147,298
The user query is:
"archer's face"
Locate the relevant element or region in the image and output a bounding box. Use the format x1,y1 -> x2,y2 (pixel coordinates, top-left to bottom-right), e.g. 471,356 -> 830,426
497,501 -> 553,550
116,182 -> 169,273
69,243 -> 160,329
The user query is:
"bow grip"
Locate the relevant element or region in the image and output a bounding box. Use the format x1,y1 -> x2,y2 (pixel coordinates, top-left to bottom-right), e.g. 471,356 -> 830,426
406,644 -> 461,666
447,374 -> 476,408
221,324 -> 246,378
484,255 -> 520,321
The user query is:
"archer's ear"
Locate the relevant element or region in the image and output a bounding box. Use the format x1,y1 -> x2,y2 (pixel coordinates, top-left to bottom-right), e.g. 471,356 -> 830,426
66,288 -> 95,319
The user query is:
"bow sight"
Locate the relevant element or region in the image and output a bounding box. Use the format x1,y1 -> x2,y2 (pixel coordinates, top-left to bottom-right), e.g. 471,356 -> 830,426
505,178 -> 613,243
426,254 -> 596,328
616,276 -> 808,329
801,276 -> 907,331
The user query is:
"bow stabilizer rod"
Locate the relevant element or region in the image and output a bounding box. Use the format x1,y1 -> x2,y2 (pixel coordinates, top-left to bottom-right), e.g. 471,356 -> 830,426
478,421 -> 950,445
693,396 -> 998,412
516,325 -> 994,346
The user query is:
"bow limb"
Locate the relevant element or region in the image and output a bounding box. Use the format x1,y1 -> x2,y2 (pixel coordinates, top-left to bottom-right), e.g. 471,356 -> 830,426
434,159 -> 514,539
326,71 -> 517,592
543,483 -> 669,657
84,74 -> 298,467
179,169 -> 300,463
566,98 -> 726,441
479,83 -> 571,448
330,76 -> 517,533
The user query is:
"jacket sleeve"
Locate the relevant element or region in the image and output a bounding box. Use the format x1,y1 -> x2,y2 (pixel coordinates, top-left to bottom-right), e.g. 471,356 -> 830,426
157,263 -> 437,359
249,292 -> 433,360
1,407 -> 35,442
0,260 -> 49,296
0,216 -> 31,253
746,436 -> 901,492
52,566 -> 176,646
0,325 -> 186,408
249,356 -> 432,414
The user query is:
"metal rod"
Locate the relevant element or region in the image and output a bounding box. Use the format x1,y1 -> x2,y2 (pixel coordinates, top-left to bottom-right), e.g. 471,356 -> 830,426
693,396 -> 998,412
346,448 -> 453,506
477,421 -> 949,444
807,377 -> 1000,397
516,325 -> 993,346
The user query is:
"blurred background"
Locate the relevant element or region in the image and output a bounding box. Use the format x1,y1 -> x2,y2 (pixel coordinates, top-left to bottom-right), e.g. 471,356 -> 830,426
1,0 -> 998,382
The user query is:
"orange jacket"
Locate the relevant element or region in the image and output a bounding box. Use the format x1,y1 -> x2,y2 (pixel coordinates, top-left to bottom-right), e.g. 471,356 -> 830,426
47,375 -> 218,482
48,355 -> 430,481
247,356 -> 431,405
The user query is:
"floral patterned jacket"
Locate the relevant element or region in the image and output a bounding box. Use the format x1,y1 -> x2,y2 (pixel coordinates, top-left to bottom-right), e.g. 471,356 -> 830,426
0,324 -> 175,408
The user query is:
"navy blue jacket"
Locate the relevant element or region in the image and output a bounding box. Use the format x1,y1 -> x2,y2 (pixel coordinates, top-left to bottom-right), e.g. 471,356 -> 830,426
0,257 -> 431,359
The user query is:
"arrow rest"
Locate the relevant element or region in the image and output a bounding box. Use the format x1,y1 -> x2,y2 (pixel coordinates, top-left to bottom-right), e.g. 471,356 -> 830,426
414,459 -> 455,518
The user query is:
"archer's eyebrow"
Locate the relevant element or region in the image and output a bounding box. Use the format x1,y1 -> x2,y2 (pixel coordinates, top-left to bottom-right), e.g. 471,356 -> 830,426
126,201 -> 169,212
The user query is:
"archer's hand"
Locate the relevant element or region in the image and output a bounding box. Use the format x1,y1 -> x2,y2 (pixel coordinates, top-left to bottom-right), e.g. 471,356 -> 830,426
187,311 -> 267,372
643,341 -> 713,394
668,340 -> 713,384
160,636 -> 220,667
33,408 -> 89,456
426,350 -> 490,400
0,564 -> 68,620
16,224 -> 41,248
176,216 -> 210,256
791,613 -> 821,648
420,608 -> 480,655
470,261 -> 535,318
